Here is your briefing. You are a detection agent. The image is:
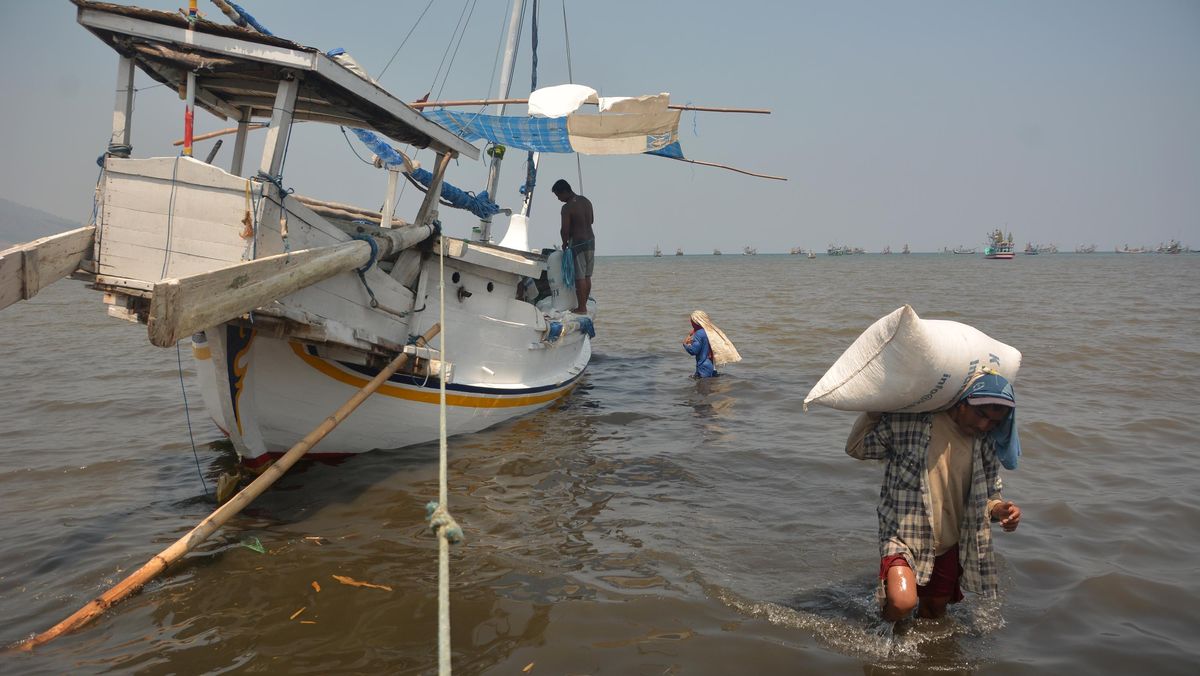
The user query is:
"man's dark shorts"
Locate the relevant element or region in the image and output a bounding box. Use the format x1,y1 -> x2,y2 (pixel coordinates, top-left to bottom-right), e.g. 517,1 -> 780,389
879,545 -> 964,603
571,240 -> 595,278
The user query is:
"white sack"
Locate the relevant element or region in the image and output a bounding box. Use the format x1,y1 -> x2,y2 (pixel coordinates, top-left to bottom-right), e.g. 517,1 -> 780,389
804,305 -> 1021,413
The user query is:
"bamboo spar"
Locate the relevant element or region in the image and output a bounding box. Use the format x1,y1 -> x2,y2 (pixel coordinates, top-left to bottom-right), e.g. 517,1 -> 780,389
15,323 -> 441,652
168,99 -> 770,146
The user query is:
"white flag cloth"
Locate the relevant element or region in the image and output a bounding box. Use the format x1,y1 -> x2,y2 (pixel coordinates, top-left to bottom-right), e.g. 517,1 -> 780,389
528,84 -> 598,118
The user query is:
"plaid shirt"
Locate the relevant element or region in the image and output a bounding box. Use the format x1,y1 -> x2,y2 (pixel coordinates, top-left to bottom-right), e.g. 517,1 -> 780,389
848,412 -> 1004,598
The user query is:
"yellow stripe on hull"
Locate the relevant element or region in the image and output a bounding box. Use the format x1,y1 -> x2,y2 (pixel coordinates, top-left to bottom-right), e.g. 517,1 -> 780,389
288,342 -> 574,408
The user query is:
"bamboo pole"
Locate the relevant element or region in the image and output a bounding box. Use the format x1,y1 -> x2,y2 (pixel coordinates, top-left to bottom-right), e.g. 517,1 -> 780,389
15,323 -> 441,652
171,98 -> 770,146
665,156 -> 788,181
407,97 -> 771,114
173,123 -> 266,146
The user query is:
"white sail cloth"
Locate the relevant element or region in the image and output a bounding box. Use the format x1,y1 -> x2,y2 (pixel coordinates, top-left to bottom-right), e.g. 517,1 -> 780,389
528,84 -> 598,117
527,85 -> 681,155
691,310 -> 742,366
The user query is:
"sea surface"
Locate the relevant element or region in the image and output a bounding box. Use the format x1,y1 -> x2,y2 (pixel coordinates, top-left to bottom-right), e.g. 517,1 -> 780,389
2,253 -> 1198,675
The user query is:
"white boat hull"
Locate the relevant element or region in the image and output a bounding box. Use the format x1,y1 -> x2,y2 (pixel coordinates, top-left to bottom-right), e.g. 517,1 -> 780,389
193,322 -> 589,464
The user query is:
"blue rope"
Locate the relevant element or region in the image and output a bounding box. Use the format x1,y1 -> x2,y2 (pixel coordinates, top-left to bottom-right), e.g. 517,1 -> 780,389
352,235 -> 381,307
255,171 -> 293,201
352,234 -> 379,273
177,341 -> 209,497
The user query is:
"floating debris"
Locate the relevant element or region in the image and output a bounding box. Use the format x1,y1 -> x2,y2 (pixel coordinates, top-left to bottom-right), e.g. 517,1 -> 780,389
331,574 -> 392,592
240,537 -> 266,554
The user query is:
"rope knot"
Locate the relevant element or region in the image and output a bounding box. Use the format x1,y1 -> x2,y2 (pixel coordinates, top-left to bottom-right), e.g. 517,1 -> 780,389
425,501 -> 464,544
254,171 -> 294,200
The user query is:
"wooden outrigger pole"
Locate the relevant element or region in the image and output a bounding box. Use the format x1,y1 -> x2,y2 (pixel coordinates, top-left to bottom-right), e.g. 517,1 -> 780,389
14,324 -> 441,652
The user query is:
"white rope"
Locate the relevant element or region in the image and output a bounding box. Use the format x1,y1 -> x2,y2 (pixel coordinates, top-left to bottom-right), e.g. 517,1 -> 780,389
436,235 -> 451,676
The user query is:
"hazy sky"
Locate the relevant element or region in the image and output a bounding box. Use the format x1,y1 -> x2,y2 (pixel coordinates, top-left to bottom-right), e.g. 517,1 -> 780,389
1,0 -> 1197,254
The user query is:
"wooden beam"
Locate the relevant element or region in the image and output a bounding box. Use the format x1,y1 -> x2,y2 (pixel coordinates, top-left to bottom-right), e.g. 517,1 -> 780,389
413,151 -> 453,228
0,226 -> 96,312
229,107 -> 253,176
146,240 -> 372,347
111,56 -> 135,153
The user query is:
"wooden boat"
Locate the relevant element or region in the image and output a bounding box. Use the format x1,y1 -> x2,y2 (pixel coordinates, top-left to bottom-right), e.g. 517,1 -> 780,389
2,1 -> 596,466
1,1 -> 781,466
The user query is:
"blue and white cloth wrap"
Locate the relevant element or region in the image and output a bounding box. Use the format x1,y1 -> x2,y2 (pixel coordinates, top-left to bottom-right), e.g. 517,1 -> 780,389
962,372 -> 1021,470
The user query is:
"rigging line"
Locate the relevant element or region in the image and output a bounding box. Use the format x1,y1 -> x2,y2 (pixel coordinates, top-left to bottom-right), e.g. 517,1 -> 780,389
426,0 -> 475,102
176,341 -> 210,497
561,0 -> 574,83
444,0 -> 524,147
339,126 -> 376,166
376,0 -> 436,82
561,0 -> 583,193
433,0 -> 481,105
485,2 -> 509,106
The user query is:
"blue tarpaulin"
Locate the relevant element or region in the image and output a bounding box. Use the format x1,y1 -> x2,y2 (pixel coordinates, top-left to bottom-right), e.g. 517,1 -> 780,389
422,111 -> 574,153
350,128 -> 499,220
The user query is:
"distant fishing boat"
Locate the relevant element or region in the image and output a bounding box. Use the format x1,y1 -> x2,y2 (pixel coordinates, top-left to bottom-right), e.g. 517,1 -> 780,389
1074,244 -> 1097,253
654,245 -> 663,257
675,248 -> 684,256
984,229 -> 1015,259
882,246 -> 892,255
743,246 -> 757,255
952,245 -> 976,254
713,248 -> 722,255
902,243 -> 911,254
827,245 -> 850,256
1023,242 -> 1039,255
1157,240 -> 1184,254
1115,244 -> 1147,254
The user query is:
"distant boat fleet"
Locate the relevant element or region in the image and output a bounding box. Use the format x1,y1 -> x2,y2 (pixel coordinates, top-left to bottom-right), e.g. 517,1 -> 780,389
650,238 -> 1190,256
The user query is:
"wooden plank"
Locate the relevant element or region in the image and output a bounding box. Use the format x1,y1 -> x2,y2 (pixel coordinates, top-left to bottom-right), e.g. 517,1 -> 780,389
147,240 -> 371,347
0,226 -> 96,312
111,56 -> 134,152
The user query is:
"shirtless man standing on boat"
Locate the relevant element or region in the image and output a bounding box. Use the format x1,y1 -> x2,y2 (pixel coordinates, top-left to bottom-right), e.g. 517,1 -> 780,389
552,179 -> 594,314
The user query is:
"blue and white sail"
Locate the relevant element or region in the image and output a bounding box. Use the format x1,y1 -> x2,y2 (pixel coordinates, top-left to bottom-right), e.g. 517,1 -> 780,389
423,84 -> 684,159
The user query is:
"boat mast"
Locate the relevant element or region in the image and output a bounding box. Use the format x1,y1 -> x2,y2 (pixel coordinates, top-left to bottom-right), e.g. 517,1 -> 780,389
478,0 -> 527,242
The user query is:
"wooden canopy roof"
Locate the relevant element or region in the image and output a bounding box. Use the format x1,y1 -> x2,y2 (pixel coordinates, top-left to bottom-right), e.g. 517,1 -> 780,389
73,1 -> 479,160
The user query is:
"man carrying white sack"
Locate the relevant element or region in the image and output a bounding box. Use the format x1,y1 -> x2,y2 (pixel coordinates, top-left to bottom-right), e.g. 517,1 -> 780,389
845,371 -> 1023,623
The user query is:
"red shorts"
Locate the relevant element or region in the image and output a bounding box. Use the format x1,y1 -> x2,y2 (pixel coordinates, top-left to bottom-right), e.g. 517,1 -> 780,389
879,545 -> 964,603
